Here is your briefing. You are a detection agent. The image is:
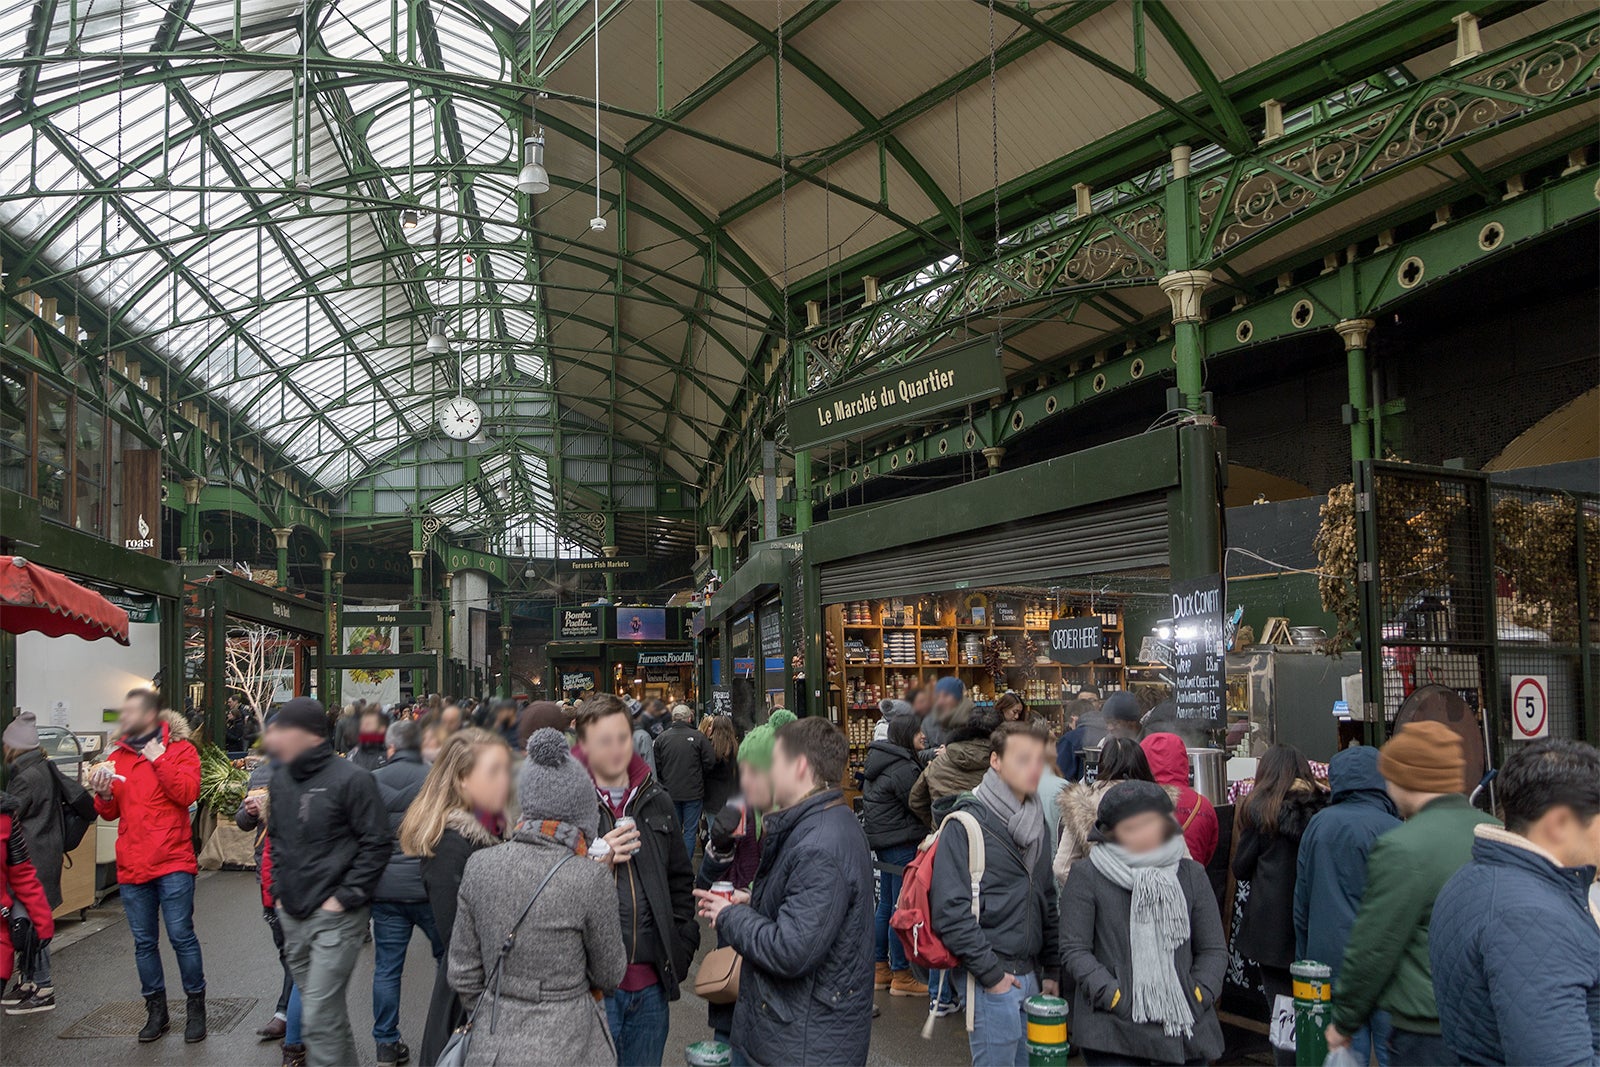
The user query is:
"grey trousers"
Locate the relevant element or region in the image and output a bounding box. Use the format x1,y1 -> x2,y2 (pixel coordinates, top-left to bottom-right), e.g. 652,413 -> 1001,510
279,905 -> 370,1067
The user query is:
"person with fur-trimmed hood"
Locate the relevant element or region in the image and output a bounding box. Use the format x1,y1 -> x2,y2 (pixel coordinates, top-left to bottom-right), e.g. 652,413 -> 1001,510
89,688 -> 208,1044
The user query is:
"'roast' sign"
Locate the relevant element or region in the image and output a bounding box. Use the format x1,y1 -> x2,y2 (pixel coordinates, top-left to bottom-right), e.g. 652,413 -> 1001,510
1047,617 -> 1103,665
786,336 -> 1005,450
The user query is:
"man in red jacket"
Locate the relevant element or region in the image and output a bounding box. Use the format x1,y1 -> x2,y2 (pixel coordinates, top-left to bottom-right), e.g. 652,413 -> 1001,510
0,791 -> 55,986
90,688 -> 207,1044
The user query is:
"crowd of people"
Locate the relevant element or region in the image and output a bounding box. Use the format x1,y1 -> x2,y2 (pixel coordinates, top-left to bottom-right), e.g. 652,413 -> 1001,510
0,678 -> 1597,1067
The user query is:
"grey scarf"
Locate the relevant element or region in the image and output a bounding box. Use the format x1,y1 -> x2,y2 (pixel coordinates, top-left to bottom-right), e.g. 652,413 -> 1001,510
1088,835 -> 1194,1037
973,768 -> 1046,872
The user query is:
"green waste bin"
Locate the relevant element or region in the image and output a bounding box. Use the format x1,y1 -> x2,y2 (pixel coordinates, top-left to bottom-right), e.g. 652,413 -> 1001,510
1025,993 -> 1070,1067
1291,959 -> 1333,1067
686,1040 -> 731,1067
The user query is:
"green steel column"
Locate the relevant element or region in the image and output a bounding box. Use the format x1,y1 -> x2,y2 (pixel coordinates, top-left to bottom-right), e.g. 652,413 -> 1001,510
1167,422 -> 1224,582
207,584 -> 228,745
792,340 -> 813,531
319,552 -> 334,703
603,514 -> 618,598
1337,319 -> 1376,467
272,527 -> 292,591
441,572 -> 455,697
500,596 -> 513,699
181,478 -> 202,560
331,570 -> 345,709
1159,145 -> 1212,412
408,546 -> 426,690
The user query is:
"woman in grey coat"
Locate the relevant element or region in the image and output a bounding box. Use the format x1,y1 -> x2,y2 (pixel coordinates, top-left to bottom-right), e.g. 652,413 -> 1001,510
448,729 -> 625,1066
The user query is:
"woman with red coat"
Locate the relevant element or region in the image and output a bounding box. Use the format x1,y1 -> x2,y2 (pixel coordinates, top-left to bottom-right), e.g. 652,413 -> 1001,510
0,791 -> 55,985
1141,732 -> 1221,866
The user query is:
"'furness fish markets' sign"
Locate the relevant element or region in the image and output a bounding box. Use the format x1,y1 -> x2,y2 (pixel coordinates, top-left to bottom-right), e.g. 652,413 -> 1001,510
786,336 -> 1005,450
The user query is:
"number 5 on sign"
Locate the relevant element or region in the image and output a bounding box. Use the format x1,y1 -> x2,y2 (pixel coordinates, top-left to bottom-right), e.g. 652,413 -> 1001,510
1511,675 -> 1548,740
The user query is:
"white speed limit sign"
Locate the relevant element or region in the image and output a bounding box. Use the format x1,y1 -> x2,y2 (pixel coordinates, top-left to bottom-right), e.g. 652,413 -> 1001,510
1511,675 -> 1548,740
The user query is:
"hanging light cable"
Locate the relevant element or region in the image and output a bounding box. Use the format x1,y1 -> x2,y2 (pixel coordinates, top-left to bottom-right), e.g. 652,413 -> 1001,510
518,1 -> 550,196
589,0 -> 606,231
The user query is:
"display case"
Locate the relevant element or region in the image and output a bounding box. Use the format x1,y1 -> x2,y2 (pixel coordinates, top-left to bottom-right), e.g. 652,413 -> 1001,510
1224,646 -> 1361,764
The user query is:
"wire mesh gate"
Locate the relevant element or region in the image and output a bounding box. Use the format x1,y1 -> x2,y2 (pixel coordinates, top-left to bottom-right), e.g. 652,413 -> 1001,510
1354,461 -> 1597,754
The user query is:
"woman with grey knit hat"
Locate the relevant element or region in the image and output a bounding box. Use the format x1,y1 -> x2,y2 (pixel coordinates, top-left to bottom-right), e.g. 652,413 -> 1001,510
447,728 -> 626,1065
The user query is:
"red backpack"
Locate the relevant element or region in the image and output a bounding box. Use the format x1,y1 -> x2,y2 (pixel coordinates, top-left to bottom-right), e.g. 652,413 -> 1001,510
890,810 -> 986,971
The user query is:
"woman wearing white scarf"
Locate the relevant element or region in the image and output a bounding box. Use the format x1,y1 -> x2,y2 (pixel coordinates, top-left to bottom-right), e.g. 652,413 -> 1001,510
1059,781 -> 1227,1066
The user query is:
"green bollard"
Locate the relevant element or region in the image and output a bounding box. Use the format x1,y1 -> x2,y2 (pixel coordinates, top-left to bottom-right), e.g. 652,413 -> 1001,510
1292,959 -> 1333,1067
685,1040 -> 731,1067
1025,993 -> 1070,1067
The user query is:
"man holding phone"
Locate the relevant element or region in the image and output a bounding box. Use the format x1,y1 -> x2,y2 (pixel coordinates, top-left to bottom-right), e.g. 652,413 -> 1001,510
573,694 -> 697,1067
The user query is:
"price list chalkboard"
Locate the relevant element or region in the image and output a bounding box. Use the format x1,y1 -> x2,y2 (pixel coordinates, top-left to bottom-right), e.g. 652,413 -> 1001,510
760,608 -> 783,660
1170,573 -> 1225,723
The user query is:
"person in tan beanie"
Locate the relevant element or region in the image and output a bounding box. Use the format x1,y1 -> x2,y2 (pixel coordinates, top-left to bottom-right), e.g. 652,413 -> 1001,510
1325,722 -> 1498,1067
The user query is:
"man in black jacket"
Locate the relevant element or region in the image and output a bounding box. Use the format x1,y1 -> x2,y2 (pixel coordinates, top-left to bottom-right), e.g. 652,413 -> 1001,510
265,697 -> 391,1067
368,719 -> 440,1067
932,720 -> 1060,1067
653,705 -> 714,857
574,695 -> 697,1067
696,716 -> 875,1067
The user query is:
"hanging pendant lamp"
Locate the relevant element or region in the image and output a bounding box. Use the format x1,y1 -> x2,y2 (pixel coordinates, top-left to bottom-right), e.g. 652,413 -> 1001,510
517,132 -> 550,195
427,315 -> 450,354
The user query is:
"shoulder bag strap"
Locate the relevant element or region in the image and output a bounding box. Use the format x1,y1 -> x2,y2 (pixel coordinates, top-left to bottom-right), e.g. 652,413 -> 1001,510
466,852 -> 577,1034
944,810 -> 986,1033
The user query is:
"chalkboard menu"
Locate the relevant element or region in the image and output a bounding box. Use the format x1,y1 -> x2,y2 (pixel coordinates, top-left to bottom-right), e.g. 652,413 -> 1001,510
787,555 -> 807,662
760,606 -> 783,660
920,637 -> 950,663
993,599 -> 1022,626
1170,573 -> 1225,723
708,686 -> 733,716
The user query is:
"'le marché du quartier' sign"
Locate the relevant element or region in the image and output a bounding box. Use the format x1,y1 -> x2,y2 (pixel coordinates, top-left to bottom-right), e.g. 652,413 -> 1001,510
786,336 -> 1006,451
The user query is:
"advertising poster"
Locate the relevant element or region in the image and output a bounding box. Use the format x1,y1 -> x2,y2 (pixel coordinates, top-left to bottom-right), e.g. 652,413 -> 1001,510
616,607 -> 667,641
343,604 -> 401,706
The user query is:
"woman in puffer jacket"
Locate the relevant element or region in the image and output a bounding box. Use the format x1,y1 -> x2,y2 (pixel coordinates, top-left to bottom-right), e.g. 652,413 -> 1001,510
1053,737 -> 1155,885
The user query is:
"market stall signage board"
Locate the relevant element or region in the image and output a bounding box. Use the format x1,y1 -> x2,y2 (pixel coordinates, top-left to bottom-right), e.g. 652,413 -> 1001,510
1170,573 -> 1225,723
786,336 -> 1005,450
759,610 -> 783,660
708,687 -> 733,717
1047,618 -> 1103,665
560,556 -> 643,573
1511,675 -> 1548,739
637,650 -> 695,666
555,607 -> 607,639
343,609 -> 431,626
104,591 -> 160,623
559,669 -> 598,693
121,449 -> 162,555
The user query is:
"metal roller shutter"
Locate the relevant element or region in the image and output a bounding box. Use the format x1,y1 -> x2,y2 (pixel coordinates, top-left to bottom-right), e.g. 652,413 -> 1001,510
818,494 -> 1170,603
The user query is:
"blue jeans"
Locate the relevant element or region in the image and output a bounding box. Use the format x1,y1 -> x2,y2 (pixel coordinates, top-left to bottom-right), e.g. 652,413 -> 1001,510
603,983 -> 669,1067
12,898 -> 50,986
371,900 -> 444,1044
286,984 -> 302,1046
968,971 -> 1039,1067
674,799 -> 703,858
874,843 -> 916,971
120,872 -> 206,997
1387,1026 -> 1454,1067
930,966 -> 965,1009
1351,1009 -> 1393,1067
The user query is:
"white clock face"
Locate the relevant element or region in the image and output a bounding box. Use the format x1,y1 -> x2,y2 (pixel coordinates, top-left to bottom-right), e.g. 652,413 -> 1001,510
438,396 -> 482,440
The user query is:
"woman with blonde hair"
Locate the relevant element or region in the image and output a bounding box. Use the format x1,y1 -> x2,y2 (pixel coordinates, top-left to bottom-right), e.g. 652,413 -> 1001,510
399,728 -> 511,1066
699,714 -> 740,820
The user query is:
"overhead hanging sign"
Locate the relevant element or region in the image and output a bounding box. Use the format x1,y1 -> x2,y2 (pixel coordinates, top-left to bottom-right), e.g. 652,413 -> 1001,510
561,556 -> 644,573
1047,617 -> 1103,665
120,449 -> 162,556
555,607 -> 606,640
103,591 -> 160,624
1170,574 -> 1226,723
637,649 -> 695,666
785,335 -> 1005,450
343,603 -> 401,707
343,609 -> 431,627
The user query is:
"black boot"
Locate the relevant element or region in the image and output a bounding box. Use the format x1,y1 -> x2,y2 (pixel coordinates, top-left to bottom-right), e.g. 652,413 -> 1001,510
137,993 -> 169,1042
183,991 -> 207,1043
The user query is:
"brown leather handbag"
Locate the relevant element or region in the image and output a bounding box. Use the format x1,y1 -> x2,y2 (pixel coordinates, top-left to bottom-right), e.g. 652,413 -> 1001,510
693,945 -> 742,1004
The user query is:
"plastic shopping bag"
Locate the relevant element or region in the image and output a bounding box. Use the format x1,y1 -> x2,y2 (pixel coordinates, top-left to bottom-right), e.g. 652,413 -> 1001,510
1324,1045 -> 1364,1067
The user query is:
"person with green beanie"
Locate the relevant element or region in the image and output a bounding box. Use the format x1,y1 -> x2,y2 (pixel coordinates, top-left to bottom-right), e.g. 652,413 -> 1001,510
696,712 -> 788,1044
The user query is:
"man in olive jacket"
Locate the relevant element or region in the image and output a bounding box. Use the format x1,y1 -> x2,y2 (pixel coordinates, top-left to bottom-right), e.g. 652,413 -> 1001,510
1327,722 -> 1496,1067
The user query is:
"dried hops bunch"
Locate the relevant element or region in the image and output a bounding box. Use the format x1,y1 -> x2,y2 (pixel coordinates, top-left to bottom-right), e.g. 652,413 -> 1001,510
1493,496 -> 1588,644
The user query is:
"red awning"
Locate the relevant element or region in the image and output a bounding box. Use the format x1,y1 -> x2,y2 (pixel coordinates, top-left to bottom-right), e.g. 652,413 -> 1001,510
0,556 -> 131,645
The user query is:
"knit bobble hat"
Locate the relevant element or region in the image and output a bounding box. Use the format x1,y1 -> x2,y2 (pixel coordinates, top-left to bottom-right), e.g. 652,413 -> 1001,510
1092,779 -> 1176,840
934,677 -> 964,701
2,710 -> 39,751
519,728 -> 600,842
1378,720 -> 1466,795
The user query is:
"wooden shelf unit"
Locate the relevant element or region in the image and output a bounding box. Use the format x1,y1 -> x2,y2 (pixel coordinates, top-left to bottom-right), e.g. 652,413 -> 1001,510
826,594 -> 1129,781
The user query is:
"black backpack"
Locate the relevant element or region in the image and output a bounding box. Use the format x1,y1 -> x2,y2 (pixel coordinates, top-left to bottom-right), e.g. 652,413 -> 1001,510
51,761 -> 97,852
